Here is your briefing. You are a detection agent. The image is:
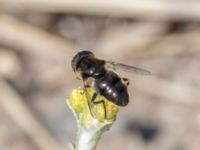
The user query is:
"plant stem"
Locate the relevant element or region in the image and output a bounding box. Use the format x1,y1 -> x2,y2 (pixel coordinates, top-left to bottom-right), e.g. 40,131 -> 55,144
75,120 -> 112,150
67,87 -> 118,150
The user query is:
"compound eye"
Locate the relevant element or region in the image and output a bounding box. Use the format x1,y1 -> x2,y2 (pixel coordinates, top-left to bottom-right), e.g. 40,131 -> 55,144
78,50 -> 93,56
71,50 -> 94,72
122,78 -> 130,86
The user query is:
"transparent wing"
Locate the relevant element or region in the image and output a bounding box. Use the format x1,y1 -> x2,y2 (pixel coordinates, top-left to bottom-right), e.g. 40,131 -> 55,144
106,61 -> 151,75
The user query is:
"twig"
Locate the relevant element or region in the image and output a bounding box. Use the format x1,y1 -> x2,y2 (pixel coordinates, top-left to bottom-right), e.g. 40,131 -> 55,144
0,15 -> 75,60
1,0 -> 200,21
97,22 -> 167,60
0,48 -> 22,79
133,76 -> 200,108
0,80 -> 64,150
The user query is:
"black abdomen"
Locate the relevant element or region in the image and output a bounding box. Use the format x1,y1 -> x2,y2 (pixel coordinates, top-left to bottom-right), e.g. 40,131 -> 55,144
94,71 -> 129,106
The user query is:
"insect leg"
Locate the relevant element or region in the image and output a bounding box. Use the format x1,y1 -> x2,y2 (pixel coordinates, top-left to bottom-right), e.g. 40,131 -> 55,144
91,92 -> 98,102
122,77 -> 130,86
82,80 -> 94,117
91,92 -> 107,119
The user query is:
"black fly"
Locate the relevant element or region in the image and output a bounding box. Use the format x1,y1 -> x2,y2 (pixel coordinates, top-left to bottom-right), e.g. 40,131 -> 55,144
71,50 -> 150,117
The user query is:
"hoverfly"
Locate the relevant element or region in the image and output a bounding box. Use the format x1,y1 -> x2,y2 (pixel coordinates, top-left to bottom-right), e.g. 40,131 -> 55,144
71,50 -> 150,118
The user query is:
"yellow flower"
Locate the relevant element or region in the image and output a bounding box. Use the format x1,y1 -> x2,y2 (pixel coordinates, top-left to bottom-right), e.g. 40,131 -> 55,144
69,87 -> 119,126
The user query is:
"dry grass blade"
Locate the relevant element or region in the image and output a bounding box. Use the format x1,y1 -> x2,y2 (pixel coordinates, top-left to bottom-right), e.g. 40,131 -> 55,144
134,76 -> 200,108
0,49 -> 22,79
0,15 -> 75,60
1,0 -> 200,21
97,22 -> 167,59
0,80 -> 64,150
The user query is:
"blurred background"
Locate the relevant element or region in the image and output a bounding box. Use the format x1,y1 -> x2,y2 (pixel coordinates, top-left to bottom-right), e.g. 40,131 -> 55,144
0,0 -> 200,150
